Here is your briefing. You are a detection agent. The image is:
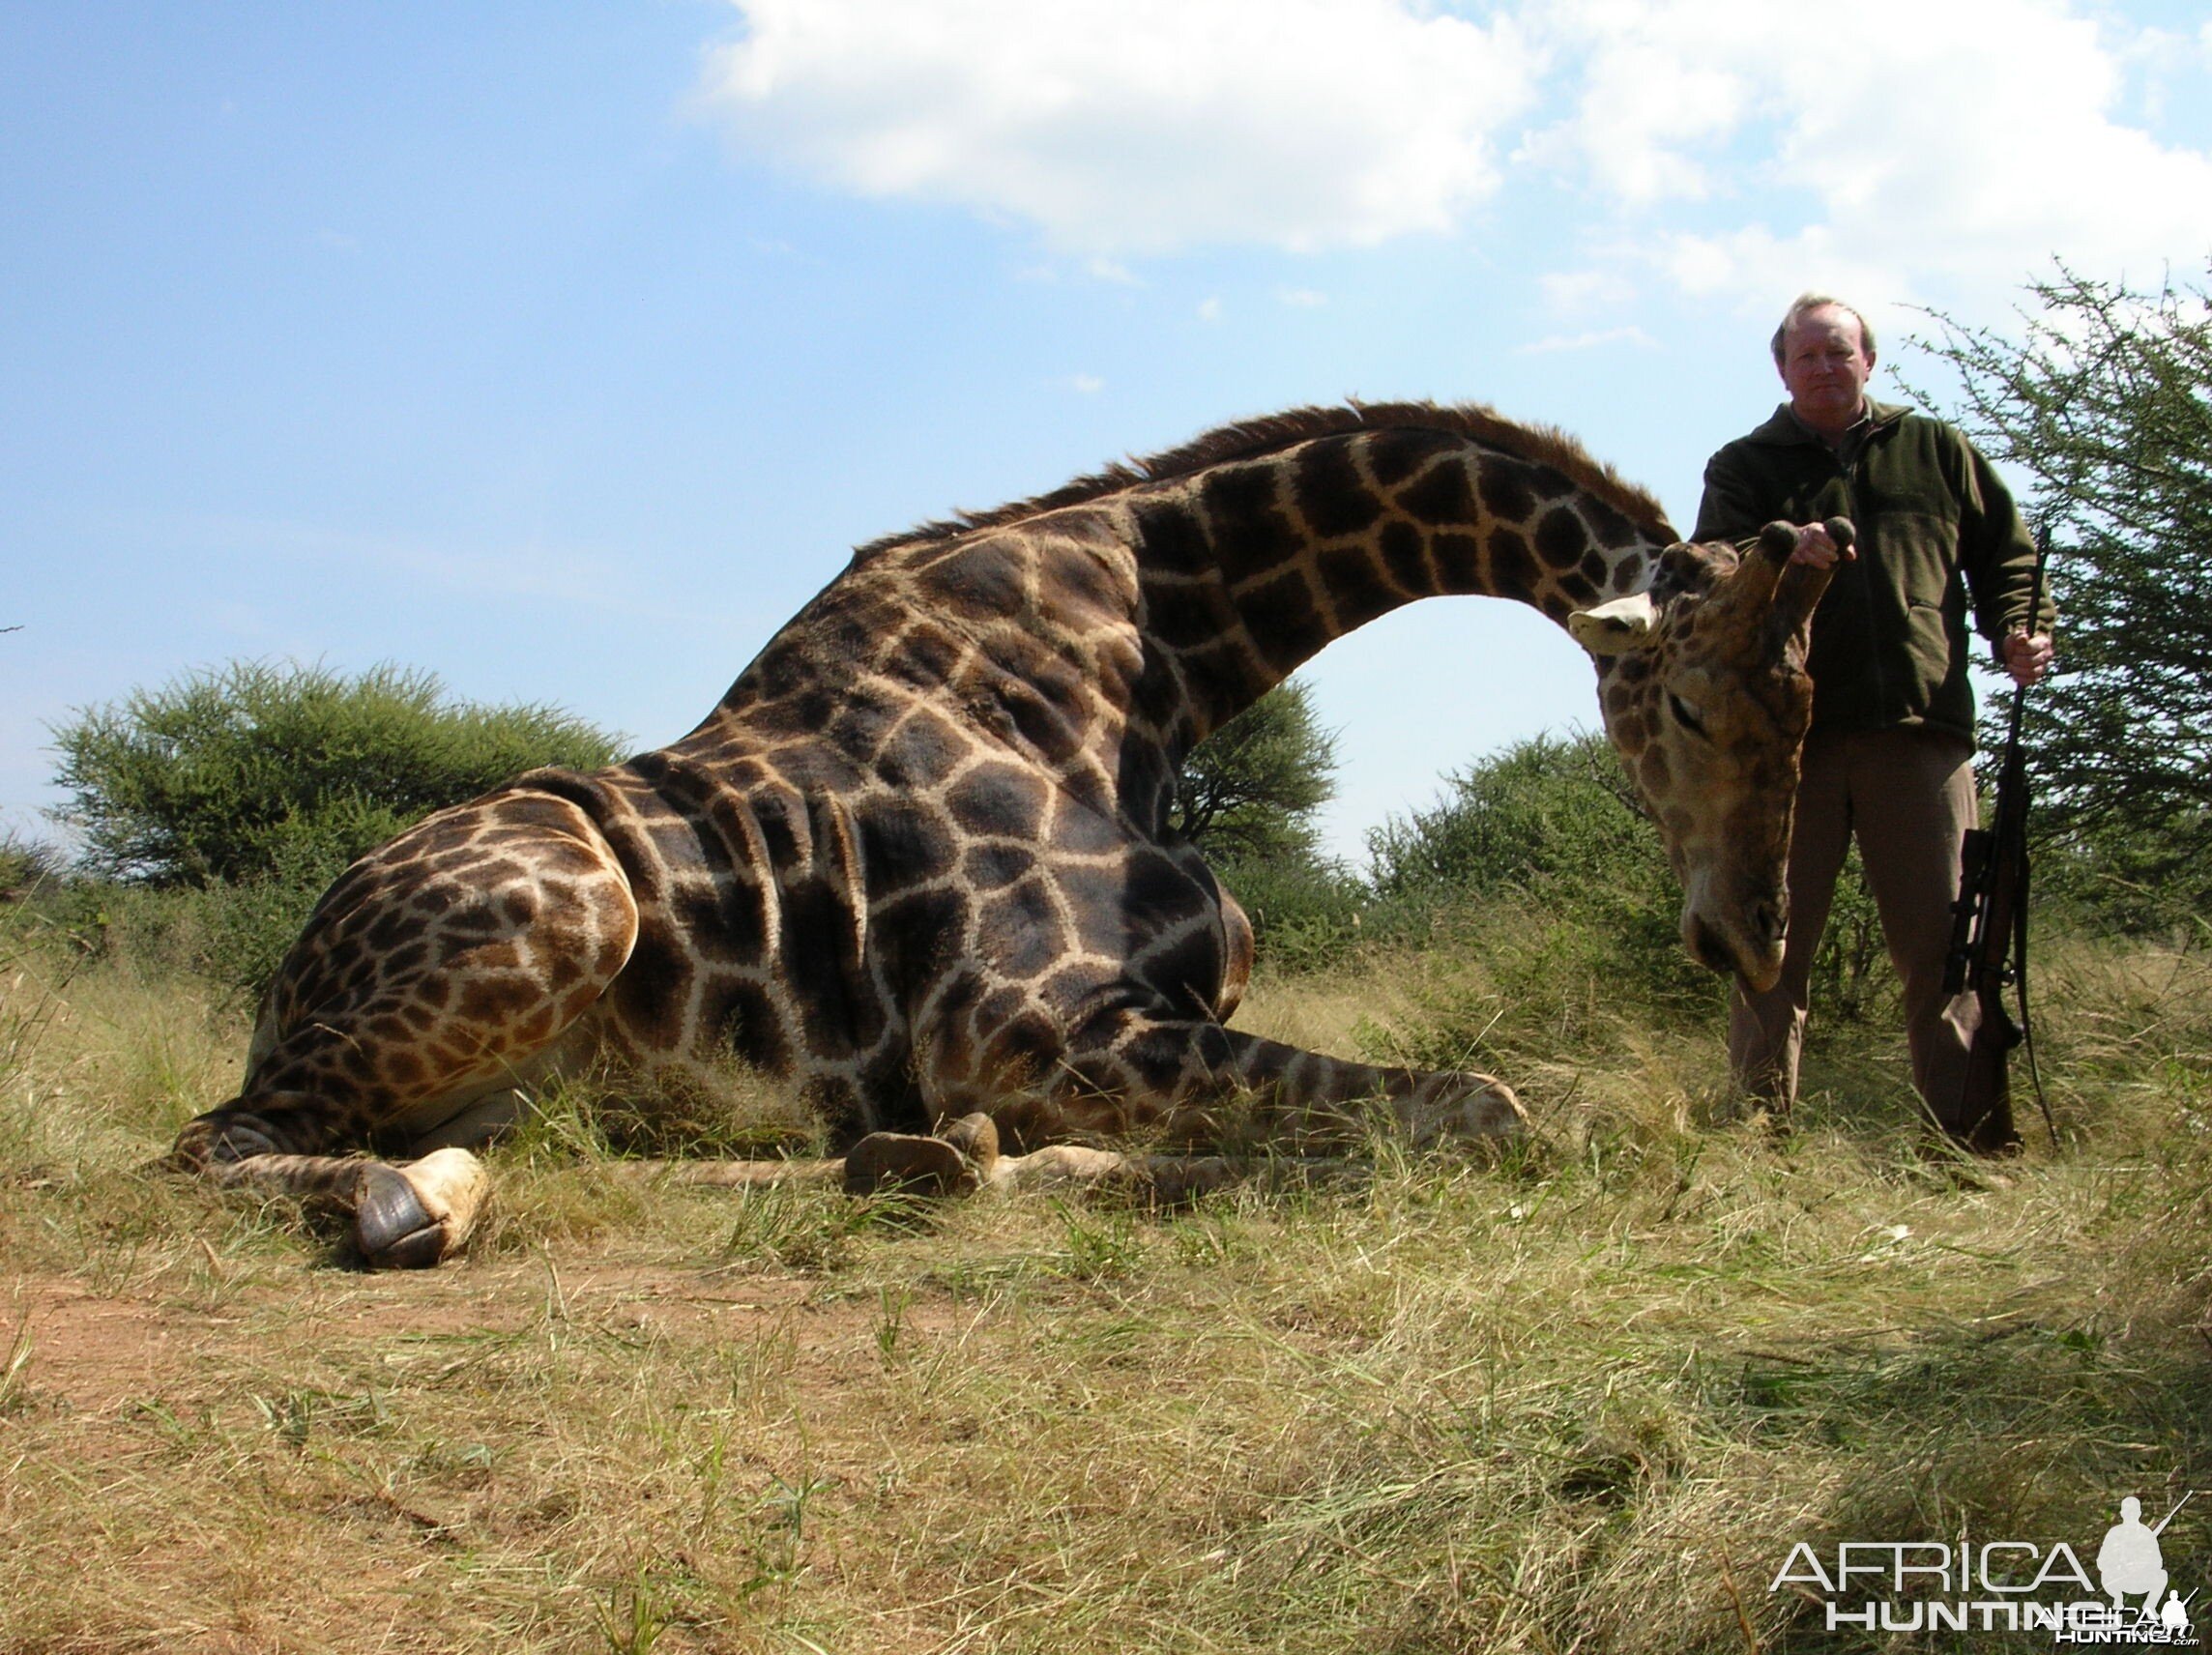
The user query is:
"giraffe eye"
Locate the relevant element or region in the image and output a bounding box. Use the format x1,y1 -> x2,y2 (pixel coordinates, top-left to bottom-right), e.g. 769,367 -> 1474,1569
1667,691 -> 1709,738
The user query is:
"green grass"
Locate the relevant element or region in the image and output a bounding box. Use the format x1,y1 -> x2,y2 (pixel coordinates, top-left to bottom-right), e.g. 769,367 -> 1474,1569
3,906 -> 2209,1653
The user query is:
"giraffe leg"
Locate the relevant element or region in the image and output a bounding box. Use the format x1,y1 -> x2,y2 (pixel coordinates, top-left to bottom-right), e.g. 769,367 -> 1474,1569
837,1109 -> 1244,1204
176,1095 -> 512,1268
979,1144 -> 1243,1204
168,791 -> 640,1267
846,1004 -> 1528,1204
840,1112 -> 1003,1196
1024,1010 -> 1529,1153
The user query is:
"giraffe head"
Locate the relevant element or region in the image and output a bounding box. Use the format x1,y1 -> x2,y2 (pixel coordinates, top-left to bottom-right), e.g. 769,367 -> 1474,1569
1568,521 -> 1840,992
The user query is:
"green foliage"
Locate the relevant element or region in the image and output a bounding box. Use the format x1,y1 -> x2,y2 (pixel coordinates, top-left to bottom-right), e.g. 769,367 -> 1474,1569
1362,732 -> 1714,1041
51,659 -> 624,889
0,832 -> 66,903
1176,679 -> 1360,963
1807,841 -> 1892,1025
1913,265 -> 2212,929
62,857 -> 350,1006
1209,846 -> 1366,973
2032,806 -> 2212,943
1361,731 -> 1887,1050
1366,730 -> 1659,908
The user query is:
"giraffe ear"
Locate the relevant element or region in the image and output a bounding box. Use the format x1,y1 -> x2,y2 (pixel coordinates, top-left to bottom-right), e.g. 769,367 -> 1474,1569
1567,593 -> 1659,656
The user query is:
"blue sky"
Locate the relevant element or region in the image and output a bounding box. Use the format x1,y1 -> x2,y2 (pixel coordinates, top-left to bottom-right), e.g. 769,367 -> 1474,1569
6,0 -> 2211,863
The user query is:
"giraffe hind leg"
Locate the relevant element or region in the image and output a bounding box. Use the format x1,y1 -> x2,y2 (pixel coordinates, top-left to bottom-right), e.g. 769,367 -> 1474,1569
170,792 -> 641,1266
189,1143 -> 494,1270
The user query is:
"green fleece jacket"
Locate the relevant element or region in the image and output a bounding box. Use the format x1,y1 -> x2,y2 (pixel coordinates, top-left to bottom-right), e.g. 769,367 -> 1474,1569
1693,399 -> 2052,741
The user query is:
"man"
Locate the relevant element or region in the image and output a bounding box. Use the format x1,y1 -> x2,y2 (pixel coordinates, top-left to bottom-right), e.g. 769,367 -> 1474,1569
1695,294 -> 2054,1151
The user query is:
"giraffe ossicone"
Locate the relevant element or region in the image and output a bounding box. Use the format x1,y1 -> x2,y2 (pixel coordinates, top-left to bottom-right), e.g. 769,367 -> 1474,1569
165,401 -> 1836,1266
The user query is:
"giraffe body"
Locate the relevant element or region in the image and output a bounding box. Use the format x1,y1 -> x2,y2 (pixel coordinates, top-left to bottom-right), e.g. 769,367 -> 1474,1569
169,403 -> 1834,1265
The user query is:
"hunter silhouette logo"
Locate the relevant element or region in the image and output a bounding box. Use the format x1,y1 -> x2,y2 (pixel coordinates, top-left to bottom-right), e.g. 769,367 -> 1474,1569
2099,1496 -> 2195,1637
1769,1491 -> 2198,1640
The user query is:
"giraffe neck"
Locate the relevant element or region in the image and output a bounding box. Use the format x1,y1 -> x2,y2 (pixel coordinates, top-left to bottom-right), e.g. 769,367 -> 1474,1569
1130,423 -> 1668,741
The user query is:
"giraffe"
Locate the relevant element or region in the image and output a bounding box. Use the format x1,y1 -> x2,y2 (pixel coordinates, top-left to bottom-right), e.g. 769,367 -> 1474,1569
164,401 -> 1837,1267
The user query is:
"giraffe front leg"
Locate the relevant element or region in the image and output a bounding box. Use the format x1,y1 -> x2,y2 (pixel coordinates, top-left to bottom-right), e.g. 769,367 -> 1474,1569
1049,1013 -> 1530,1153
888,999 -> 1529,1202
837,1110 -> 1242,1205
840,1112 -> 1003,1196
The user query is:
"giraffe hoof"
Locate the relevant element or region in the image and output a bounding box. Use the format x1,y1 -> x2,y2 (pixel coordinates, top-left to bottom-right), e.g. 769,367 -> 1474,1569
842,1131 -> 981,1197
937,1113 -> 1001,1177
353,1162 -> 451,1269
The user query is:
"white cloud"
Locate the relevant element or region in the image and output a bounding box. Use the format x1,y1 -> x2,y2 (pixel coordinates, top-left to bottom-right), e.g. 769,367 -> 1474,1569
1528,0 -> 2212,316
1277,286 -> 1328,307
694,0 -> 2212,324
695,0 -> 1540,254
1064,373 -> 1106,394
1197,295 -> 1224,322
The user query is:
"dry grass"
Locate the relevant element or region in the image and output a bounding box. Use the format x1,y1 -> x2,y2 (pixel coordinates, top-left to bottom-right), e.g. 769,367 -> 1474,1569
4,915 -> 2210,1654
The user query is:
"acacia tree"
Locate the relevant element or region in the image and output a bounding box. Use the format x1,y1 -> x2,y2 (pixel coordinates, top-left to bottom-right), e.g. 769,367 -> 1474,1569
1171,677 -> 1338,862
52,660 -> 625,887
1914,266 -> 2212,918
1172,678 -> 1360,961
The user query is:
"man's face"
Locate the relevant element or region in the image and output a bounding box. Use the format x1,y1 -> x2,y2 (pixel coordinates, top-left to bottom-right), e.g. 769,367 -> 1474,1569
1778,305 -> 1874,437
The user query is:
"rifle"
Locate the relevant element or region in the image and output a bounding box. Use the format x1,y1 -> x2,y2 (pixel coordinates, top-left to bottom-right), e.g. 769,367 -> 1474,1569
1940,523 -> 2054,1151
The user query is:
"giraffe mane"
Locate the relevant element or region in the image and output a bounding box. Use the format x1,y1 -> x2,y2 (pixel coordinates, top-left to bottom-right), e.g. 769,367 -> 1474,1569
855,399 -> 1676,558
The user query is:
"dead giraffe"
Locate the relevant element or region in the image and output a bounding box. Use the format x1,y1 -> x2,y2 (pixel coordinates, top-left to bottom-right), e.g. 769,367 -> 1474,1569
165,401 -> 1835,1266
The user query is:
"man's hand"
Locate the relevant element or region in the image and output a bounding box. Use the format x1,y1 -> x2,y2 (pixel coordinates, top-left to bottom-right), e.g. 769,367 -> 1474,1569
2003,628 -> 2054,687
1790,522 -> 1855,568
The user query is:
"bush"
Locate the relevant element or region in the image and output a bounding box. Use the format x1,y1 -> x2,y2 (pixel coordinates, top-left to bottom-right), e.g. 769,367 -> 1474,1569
0,832 -> 66,905
2032,805 -> 2212,944
1211,847 -> 1366,973
50,660 -> 626,888
1366,731 -> 1662,902
1360,731 -> 1888,1044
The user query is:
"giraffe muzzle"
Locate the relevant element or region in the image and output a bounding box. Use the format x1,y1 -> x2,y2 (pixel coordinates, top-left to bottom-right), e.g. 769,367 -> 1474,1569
1683,903 -> 1787,993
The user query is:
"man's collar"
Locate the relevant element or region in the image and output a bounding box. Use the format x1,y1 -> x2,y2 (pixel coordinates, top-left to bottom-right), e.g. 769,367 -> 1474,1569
1786,403 -> 1870,449
1746,397 -> 1910,447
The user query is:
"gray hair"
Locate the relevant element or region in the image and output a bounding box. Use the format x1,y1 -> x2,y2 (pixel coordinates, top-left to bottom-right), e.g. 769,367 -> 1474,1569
1770,294 -> 1876,365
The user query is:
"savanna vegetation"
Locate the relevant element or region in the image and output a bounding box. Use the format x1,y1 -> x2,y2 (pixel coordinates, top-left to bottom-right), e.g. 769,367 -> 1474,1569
3,271 -> 2209,1652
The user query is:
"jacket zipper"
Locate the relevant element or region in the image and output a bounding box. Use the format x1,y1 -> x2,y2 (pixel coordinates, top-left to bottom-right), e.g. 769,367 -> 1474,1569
1837,438 -> 1888,725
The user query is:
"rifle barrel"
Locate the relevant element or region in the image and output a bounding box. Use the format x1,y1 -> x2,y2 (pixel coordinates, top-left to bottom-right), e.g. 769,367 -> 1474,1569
2151,1490 -> 2194,1537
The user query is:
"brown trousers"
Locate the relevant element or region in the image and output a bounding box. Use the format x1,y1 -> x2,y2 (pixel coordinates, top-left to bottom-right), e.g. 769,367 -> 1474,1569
1730,726 -> 2007,1138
